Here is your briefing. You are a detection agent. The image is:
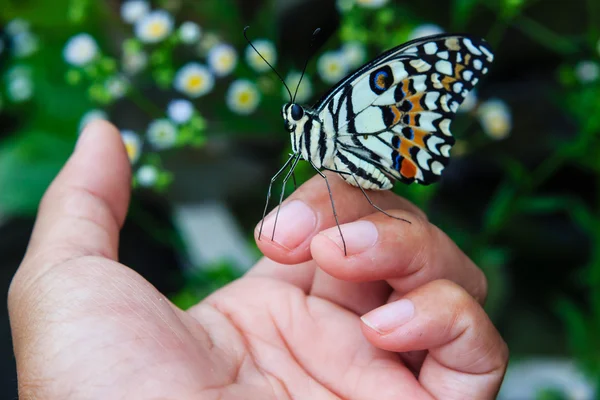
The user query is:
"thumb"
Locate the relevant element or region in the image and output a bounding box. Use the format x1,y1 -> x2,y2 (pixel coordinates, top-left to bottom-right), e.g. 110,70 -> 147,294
24,120 -> 131,268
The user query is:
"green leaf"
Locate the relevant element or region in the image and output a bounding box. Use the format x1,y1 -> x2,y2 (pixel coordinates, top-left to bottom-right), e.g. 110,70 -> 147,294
483,180 -> 517,234
452,0 -> 479,30
0,130 -> 73,216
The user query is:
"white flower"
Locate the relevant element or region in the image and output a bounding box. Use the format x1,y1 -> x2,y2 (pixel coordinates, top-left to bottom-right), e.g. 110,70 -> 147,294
63,33 -> 99,67
207,43 -> 238,77
135,10 -> 174,44
574,60 -> 599,83
226,80 -> 261,115
408,24 -> 444,40
317,50 -> 348,84
136,165 -> 159,187
336,0 -> 355,12
284,71 -> 313,104
121,130 -> 142,163
458,90 -> 478,113
356,0 -> 389,8
179,21 -> 202,44
147,119 -> 178,150
5,19 -> 29,36
122,51 -> 148,74
341,41 -> 366,69
79,109 -> 108,132
245,39 -> 277,73
174,62 -> 214,98
477,98 -> 512,140
105,75 -> 129,99
167,99 -> 194,124
120,0 -> 150,24
7,76 -> 33,103
12,31 -> 38,58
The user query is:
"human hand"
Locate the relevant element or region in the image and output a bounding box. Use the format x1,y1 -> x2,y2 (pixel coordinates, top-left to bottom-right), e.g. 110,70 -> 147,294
9,121 -> 508,399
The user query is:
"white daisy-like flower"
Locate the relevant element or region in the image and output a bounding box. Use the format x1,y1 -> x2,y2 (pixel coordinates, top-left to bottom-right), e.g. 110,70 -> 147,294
63,33 -> 99,67
341,41 -> 366,69
79,109 -> 108,132
134,10 -> 174,44
12,31 -> 38,58
284,71 -> 313,104
121,130 -> 142,163
336,0 -> 355,12
356,0 -> 389,8
122,50 -> 148,74
458,90 -> 478,113
174,62 -> 214,98
226,80 -> 261,115
167,99 -> 194,124
179,21 -> 202,44
574,60 -> 599,83
476,98 -> 512,140
120,0 -> 150,24
408,24 -> 444,40
7,76 -> 33,103
136,165 -> 159,187
317,50 -> 348,84
105,75 -> 129,99
147,119 -> 178,150
207,43 -> 238,77
245,39 -> 277,73
5,19 -> 29,36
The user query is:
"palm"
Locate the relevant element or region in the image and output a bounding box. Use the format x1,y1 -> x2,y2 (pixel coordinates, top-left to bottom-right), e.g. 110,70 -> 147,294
52,256 -> 420,399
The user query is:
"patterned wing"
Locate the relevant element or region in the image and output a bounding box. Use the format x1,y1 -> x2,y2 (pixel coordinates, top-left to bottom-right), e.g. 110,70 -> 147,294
316,34 -> 494,186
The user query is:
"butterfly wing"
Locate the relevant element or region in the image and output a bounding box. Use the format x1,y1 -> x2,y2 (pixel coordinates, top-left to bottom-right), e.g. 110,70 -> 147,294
315,34 -> 494,187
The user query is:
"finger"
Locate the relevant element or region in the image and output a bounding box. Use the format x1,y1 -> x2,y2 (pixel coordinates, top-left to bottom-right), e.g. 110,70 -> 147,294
254,170 -> 424,265
309,269 -> 392,314
23,120 -> 131,268
245,257 -> 316,293
360,280 -> 509,400
311,208 -> 487,304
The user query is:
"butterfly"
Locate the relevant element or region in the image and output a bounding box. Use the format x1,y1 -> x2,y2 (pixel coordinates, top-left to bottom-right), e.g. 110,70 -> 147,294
245,28 -> 494,254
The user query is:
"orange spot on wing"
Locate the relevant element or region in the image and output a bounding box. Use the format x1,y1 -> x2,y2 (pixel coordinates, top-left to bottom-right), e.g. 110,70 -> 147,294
390,105 -> 402,125
411,128 -> 428,147
401,158 -> 418,179
405,93 -> 424,112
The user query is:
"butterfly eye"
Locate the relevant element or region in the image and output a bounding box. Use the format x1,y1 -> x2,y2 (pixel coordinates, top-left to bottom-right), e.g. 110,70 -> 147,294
290,104 -> 304,121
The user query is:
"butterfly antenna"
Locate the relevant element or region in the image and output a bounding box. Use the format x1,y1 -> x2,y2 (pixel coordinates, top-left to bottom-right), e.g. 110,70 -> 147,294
244,26 -> 292,102
293,28 -> 321,103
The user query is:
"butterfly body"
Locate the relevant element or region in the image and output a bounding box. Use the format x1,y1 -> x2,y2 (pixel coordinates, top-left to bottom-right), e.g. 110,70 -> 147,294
282,34 -> 494,191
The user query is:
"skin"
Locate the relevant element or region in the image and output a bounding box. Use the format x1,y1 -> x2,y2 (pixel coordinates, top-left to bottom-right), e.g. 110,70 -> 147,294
8,120 -> 508,400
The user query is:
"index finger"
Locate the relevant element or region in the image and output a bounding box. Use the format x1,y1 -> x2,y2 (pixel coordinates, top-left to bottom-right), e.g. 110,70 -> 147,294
254,170 -> 424,265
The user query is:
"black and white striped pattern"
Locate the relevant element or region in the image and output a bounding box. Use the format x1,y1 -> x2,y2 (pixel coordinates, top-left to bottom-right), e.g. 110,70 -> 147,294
281,34 -> 494,190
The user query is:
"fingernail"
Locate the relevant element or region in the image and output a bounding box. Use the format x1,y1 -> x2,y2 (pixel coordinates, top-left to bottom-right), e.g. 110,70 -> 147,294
321,220 -> 378,255
361,299 -> 415,334
258,200 -> 317,250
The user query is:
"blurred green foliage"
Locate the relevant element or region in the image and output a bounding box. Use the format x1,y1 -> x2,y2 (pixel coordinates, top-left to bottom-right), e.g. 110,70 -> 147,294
1,0 -> 600,396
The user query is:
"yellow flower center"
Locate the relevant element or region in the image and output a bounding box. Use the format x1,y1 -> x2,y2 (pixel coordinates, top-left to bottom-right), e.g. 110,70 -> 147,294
187,75 -> 203,90
149,21 -> 166,37
239,92 -> 251,104
125,142 -> 138,161
328,63 -> 340,73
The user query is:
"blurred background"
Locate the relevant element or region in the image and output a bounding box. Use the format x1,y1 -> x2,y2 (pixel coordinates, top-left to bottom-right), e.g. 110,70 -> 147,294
1,0 -> 599,398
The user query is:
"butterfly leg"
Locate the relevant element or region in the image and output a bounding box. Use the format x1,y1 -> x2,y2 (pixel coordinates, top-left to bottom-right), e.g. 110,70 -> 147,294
270,154 -> 302,241
308,161 -> 348,256
258,153 -> 299,241
322,167 -> 411,224
348,173 -> 411,224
